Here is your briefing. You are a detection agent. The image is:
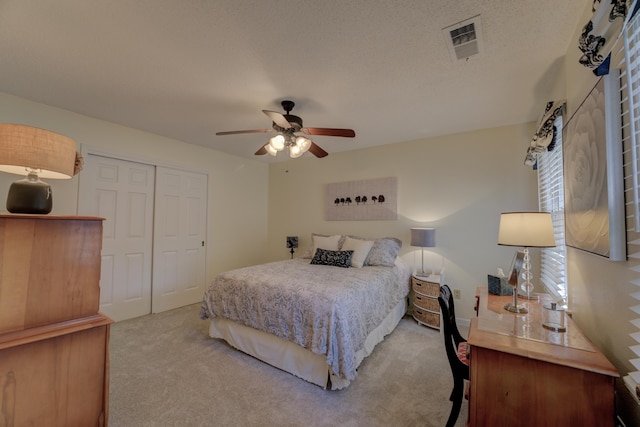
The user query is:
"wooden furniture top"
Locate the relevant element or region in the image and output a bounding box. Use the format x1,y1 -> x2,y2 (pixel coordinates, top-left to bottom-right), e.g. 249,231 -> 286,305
0,213 -> 104,221
468,287 -> 618,377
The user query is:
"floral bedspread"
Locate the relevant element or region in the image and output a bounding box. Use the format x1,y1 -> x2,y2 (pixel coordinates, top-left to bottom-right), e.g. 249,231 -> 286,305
200,257 -> 411,381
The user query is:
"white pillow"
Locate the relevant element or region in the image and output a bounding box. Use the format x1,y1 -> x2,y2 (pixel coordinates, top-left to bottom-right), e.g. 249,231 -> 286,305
341,236 -> 374,268
301,234 -> 346,258
311,234 -> 342,258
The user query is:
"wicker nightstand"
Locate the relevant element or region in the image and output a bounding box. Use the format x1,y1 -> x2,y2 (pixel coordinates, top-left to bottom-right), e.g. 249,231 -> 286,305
411,275 -> 441,330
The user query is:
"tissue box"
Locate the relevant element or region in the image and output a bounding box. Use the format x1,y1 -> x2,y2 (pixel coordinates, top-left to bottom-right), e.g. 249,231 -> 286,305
487,275 -> 513,296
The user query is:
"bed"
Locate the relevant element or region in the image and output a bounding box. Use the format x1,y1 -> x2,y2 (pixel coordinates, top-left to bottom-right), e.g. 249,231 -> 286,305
200,235 -> 411,389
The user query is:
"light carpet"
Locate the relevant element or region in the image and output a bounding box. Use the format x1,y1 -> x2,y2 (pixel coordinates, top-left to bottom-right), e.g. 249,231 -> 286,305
108,303 -> 468,426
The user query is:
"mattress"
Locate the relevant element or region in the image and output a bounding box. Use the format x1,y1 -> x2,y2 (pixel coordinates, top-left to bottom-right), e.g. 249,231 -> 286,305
208,297 -> 407,389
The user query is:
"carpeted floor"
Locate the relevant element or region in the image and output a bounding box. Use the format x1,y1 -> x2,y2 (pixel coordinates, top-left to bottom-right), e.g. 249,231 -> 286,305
108,303 -> 468,426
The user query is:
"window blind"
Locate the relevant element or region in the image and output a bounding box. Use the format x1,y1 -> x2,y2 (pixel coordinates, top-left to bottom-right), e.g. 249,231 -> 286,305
614,7 -> 640,404
537,117 -> 567,305
624,10 -> 640,232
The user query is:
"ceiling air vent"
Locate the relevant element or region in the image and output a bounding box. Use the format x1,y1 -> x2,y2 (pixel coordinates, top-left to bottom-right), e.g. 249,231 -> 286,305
442,15 -> 484,63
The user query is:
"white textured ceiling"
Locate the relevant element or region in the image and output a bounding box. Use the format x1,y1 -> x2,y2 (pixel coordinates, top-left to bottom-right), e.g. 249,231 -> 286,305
0,0 -> 585,162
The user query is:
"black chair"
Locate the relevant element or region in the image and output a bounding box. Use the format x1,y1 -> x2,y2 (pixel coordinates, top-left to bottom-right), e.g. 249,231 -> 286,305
438,284 -> 470,427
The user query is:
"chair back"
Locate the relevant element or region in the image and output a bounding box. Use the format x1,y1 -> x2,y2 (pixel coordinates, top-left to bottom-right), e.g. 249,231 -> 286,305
438,284 -> 470,427
438,285 -> 468,375
440,284 -> 465,346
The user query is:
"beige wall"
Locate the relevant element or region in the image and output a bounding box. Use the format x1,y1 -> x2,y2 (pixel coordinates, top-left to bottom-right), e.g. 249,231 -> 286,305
267,123 -> 538,320
0,92 -> 270,281
559,2 -> 640,423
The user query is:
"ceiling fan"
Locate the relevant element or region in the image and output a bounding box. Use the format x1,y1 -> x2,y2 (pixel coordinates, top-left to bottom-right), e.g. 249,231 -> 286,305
216,100 -> 356,158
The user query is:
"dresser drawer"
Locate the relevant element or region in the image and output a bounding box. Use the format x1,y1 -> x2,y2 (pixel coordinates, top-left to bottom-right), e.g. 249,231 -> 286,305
412,277 -> 440,297
413,293 -> 440,312
413,307 -> 440,329
0,217 -> 103,334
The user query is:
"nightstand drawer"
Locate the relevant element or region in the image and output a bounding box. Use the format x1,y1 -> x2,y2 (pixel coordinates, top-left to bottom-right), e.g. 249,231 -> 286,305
413,307 -> 440,329
412,278 -> 440,297
413,294 -> 440,312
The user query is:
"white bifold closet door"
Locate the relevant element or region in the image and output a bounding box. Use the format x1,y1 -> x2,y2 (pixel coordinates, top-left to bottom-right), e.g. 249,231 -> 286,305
78,154 -> 207,321
78,155 -> 155,321
152,167 -> 207,313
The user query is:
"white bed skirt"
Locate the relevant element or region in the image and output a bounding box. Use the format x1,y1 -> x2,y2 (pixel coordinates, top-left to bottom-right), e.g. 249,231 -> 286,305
208,298 -> 407,390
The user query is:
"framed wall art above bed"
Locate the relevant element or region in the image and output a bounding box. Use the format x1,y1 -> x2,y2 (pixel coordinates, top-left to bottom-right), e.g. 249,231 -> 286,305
563,71 -> 626,261
324,177 -> 397,221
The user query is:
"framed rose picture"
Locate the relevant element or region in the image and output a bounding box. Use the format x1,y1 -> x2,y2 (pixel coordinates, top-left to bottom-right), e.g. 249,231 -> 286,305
563,72 -> 626,261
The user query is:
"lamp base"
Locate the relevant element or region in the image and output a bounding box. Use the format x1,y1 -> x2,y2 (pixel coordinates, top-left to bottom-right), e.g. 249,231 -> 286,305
518,292 -> 540,301
6,175 -> 53,214
504,284 -> 528,314
542,322 -> 566,332
504,302 -> 528,314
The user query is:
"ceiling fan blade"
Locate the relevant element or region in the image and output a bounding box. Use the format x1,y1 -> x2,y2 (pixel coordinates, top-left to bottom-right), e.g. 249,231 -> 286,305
262,110 -> 291,129
216,129 -> 271,136
302,127 -> 356,138
255,144 -> 268,155
308,142 -> 328,158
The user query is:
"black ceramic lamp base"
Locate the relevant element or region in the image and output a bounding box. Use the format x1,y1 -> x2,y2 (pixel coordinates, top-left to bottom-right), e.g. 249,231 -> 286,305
6,176 -> 53,214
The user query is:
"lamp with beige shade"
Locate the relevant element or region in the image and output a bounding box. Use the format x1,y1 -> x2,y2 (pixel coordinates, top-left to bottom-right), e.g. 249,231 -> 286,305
0,124 -> 77,214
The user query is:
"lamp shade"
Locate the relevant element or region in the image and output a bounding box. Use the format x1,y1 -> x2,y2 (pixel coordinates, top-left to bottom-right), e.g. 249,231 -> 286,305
286,236 -> 299,249
0,124 -> 76,179
498,212 -> 556,247
410,228 -> 436,247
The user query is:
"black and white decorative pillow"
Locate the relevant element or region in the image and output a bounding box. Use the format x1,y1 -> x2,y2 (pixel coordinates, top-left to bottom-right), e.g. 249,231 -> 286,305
310,249 -> 354,268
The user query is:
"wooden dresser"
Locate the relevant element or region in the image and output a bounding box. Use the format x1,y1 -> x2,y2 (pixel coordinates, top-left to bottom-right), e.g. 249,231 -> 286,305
468,287 -> 618,426
410,275 -> 441,330
0,214 -> 111,426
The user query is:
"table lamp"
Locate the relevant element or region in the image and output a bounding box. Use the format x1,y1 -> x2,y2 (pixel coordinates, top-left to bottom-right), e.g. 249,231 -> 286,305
498,212 -> 556,314
286,236 -> 298,259
0,124 -> 77,214
410,227 -> 436,276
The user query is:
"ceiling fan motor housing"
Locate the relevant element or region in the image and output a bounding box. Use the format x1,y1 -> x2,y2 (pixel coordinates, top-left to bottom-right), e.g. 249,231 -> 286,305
283,114 -> 302,131
281,100 -> 295,112
278,100 -> 302,131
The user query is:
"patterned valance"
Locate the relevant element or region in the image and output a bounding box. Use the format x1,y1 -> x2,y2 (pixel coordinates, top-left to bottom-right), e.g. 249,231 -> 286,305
524,100 -> 566,167
578,0 -> 636,75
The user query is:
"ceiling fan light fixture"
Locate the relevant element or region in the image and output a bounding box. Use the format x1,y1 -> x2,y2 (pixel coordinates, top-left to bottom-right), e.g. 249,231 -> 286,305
265,144 -> 278,156
289,145 -> 303,158
296,136 -> 311,152
216,99 -> 355,159
269,134 -> 285,151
